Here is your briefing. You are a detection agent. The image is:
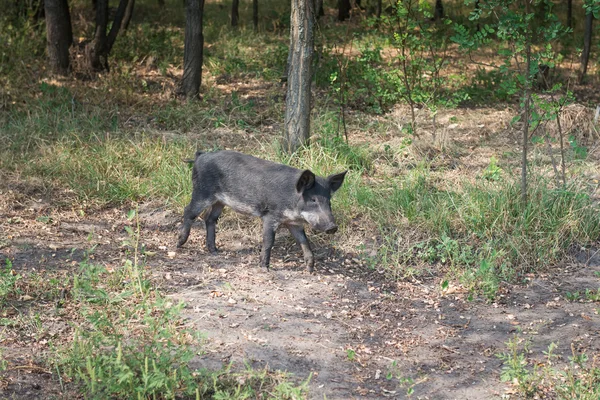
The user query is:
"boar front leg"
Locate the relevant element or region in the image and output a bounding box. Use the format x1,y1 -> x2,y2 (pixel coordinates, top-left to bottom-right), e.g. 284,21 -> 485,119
287,225 -> 315,273
260,218 -> 279,270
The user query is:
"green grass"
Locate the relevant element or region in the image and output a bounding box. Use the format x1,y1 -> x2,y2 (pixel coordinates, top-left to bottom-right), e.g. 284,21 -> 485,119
2,0 -> 599,297
497,335 -> 600,399
1,213 -> 309,399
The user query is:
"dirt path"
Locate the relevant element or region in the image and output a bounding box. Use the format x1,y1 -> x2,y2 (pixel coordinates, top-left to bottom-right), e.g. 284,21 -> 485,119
2,198 -> 600,399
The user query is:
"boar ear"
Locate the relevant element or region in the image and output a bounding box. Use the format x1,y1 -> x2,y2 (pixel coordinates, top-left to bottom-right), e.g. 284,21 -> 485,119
296,170 -> 316,193
328,171 -> 347,193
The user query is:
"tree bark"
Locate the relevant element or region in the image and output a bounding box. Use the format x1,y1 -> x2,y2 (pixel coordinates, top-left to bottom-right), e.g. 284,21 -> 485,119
284,0 -> 315,153
123,0 -> 135,30
182,0 -> 205,98
567,0 -> 572,29
318,0 -> 324,17
338,0 -> 350,21
522,0 -> 531,204
434,0 -> 444,21
475,0 -> 481,31
253,0 -> 259,31
578,9 -> 594,84
376,0 -> 382,19
87,0 -> 109,70
87,0 -> 129,71
106,0 -> 129,53
44,0 -> 72,75
231,0 -> 239,27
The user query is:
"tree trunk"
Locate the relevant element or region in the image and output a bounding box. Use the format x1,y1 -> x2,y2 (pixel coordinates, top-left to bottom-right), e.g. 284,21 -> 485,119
106,0 -> 129,53
434,0 -> 443,21
87,0 -> 129,71
182,0 -> 205,98
44,0 -> 72,75
376,0 -> 381,19
231,0 -> 239,27
578,10 -> 593,84
522,0 -> 531,204
567,0 -> 572,29
87,0 -> 108,70
474,0 -> 480,31
338,0 -> 350,21
253,0 -> 258,31
316,0 -> 324,18
284,0 -> 315,153
123,0 -> 135,30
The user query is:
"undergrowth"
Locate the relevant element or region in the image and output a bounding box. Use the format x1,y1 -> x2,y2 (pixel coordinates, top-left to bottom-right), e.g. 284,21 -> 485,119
1,211 -> 309,399
497,334 -> 600,399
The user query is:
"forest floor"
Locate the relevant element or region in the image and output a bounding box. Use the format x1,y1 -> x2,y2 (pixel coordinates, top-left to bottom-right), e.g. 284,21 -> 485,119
2,104 -> 600,399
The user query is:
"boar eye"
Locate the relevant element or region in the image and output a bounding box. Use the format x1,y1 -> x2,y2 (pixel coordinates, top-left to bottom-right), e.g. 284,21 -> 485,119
311,198 -> 317,203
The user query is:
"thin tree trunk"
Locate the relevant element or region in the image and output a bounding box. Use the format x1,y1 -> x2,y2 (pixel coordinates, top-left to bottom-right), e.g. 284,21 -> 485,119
567,0 -> 572,29
231,0 -> 239,27
579,10 -> 594,84
123,0 -> 135,30
86,0 -> 129,71
44,0 -> 72,75
522,0 -> 531,204
338,0 -> 350,21
106,0 -> 129,53
253,0 -> 259,31
284,0 -> 315,153
87,0 -> 108,70
557,107 -> 567,186
316,0 -> 324,18
434,0 -> 443,20
474,0 -> 480,31
182,0 -> 205,98
376,0 -> 381,19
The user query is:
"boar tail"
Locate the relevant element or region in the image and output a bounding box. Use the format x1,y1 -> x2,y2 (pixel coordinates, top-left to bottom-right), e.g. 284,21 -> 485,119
184,150 -> 205,164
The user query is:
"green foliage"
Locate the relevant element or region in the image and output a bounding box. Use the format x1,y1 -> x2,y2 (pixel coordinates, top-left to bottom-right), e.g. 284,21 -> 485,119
565,291 -> 581,301
357,166 -> 600,293
497,336 -> 600,399
0,258 -> 20,305
453,0 -> 569,104
54,216 -> 308,399
386,360 -> 417,397
481,157 -> 502,181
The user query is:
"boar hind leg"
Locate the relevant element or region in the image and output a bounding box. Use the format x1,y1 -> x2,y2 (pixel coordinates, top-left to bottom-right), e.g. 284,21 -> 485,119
204,203 -> 224,254
177,196 -> 213,248
287,225 -> 315,273
260,218 -> 279,270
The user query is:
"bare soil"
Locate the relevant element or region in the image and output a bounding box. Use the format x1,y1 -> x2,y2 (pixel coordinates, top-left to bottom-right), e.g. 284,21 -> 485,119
1,180 -> 599,399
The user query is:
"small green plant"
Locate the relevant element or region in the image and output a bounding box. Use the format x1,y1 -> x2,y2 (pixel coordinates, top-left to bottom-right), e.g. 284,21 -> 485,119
481,157 -> 502,181
497,335 -> 541,397
386,360 -> 416,397
497,335 -> 600,399
346,348 -> 356,361
0,258 -> 20,305
565,291 -> 581,301
585,288 -> 600,301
